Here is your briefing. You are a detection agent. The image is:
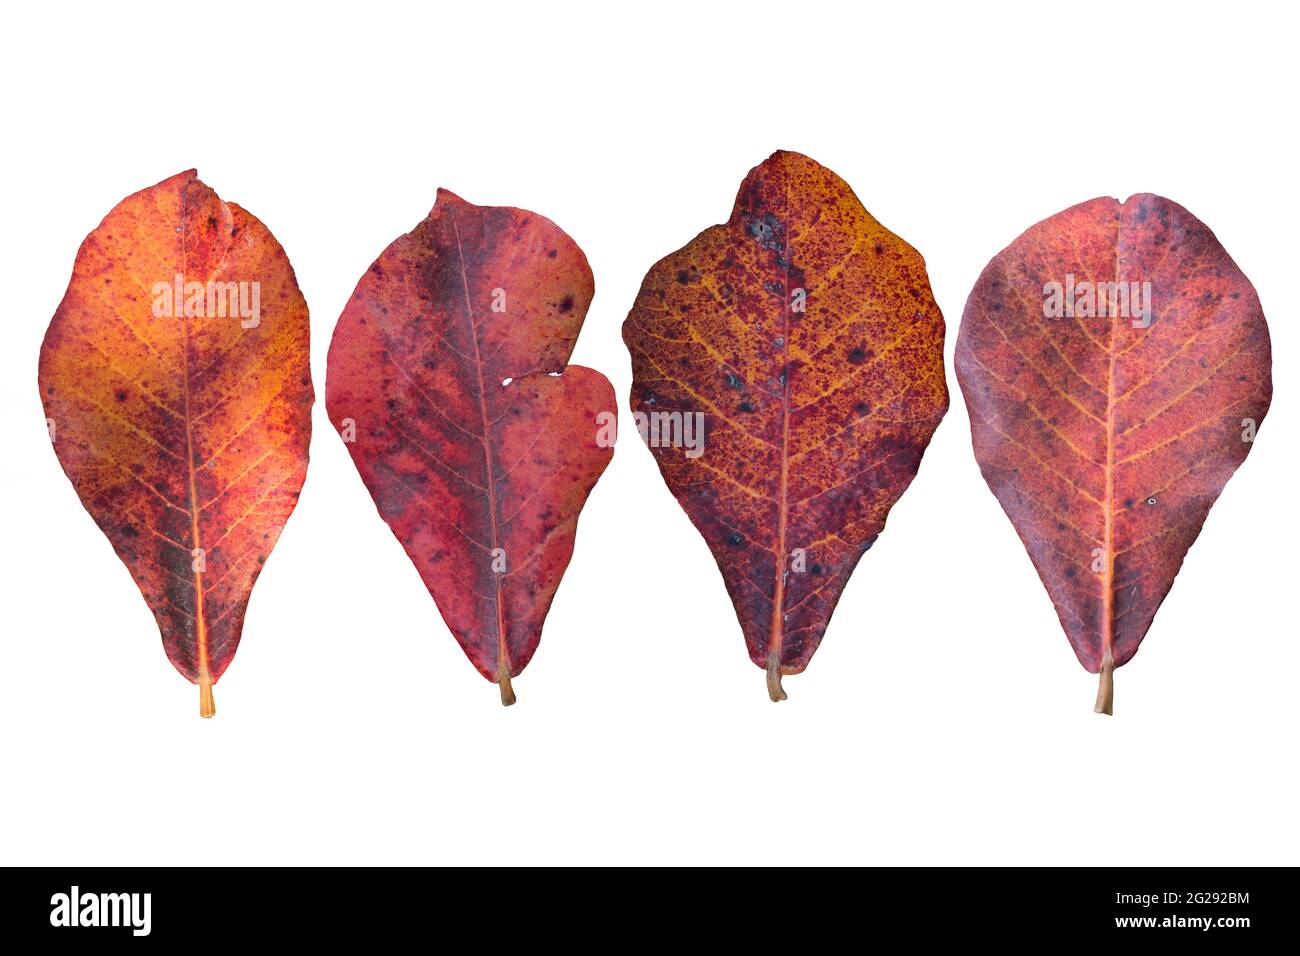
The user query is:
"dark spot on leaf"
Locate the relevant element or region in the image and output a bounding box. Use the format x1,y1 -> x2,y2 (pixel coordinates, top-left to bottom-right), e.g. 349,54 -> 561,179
745,211 -> 784,253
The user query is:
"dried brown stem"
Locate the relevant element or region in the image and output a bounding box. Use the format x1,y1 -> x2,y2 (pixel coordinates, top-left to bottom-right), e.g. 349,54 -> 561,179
498,671 -> 516,707
199,671 -> 216,719
766,658 -> 788,702
1093,653 -> 1114,716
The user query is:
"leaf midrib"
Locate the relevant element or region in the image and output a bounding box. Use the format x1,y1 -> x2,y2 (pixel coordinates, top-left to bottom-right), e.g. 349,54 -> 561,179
448,208 -> 510,685
767,175 -> 793,678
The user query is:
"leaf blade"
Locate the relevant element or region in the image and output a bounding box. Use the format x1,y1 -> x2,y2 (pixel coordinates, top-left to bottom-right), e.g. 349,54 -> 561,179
326,191 -> 613,702
623,151 -> 948,698
955,194 -> 1272,710
38,171 -> 313,715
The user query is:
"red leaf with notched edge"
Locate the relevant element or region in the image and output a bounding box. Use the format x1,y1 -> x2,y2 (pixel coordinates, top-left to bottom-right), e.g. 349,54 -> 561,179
622,151 -> 948,701
955,195 -> 1272,713
326,190 -> 613,705
39,170 -> 313,717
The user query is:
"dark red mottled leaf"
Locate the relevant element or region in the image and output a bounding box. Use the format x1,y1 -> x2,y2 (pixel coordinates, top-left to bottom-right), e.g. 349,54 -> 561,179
955,195 -> 1272,713
622,151 -> 948,700
326,190 -> 613,704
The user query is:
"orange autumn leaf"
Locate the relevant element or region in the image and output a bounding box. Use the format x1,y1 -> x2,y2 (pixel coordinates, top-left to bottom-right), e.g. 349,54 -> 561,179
326,190 -> 613,705
623,151 -> 948,700
39,171 -> 313,717
955,195 -> 1272,713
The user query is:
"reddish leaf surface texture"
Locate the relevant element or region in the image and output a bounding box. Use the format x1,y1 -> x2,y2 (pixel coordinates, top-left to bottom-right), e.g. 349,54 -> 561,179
623,151 -> 948,700
327,191 -> 613,704
955,195 -> 1272,712
39,171 -> 313,716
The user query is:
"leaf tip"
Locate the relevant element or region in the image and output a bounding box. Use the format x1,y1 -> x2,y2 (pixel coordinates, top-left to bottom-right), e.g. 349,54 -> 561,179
432,187 -> 470,215
168,168 -> 202,190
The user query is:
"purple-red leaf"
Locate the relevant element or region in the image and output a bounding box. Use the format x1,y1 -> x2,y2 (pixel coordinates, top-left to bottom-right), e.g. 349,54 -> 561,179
326,190 -> 614,704
955,195 -> 1272,713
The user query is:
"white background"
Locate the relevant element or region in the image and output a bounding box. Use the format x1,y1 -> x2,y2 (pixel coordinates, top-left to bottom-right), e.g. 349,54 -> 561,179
2,1 -> 1295,866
